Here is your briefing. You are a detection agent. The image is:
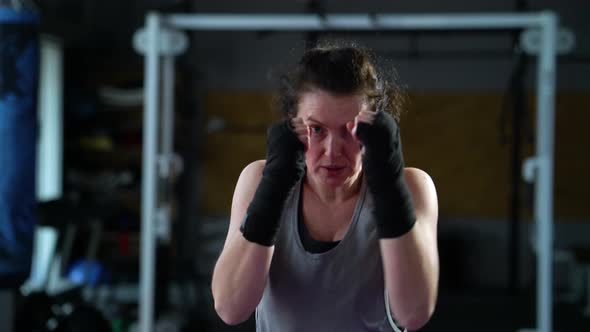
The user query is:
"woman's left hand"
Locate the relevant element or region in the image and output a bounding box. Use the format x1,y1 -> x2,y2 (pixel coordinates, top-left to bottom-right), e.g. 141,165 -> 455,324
347,109 -> 377,143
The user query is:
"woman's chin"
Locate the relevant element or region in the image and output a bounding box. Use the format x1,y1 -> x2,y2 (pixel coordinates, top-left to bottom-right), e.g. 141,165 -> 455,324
307,166 -> 362,188
318,172 -> 350,187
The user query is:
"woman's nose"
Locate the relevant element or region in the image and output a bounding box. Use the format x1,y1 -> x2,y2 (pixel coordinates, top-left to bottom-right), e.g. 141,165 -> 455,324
324,134 -> 343,157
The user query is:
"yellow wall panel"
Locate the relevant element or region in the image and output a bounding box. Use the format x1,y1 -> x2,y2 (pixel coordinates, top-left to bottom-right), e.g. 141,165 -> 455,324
403,92 -> 511,219
201,91 -> 589,221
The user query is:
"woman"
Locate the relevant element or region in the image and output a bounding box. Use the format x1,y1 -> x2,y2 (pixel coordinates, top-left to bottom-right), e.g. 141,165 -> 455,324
211,43 -> 439,331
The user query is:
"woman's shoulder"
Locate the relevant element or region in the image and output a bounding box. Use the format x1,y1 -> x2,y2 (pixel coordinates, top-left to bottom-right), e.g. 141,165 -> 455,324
230,160 -> 267,222
240,160 -> 266,180
235,160 -> 266,188
403,167 -> 433,185
402,167 -> 438,220
402,168 -> 437,204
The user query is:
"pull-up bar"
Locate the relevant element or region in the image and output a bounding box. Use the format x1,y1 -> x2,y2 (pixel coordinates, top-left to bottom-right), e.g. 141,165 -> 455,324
134,11 -> 565,332
165,13 -> 545,30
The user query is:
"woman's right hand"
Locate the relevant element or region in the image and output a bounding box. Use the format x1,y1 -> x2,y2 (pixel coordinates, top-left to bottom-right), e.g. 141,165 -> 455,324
264,119 -> 305,175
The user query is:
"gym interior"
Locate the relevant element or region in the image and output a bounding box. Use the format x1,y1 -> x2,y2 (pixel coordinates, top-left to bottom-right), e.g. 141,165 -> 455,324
0,1 -> 589,331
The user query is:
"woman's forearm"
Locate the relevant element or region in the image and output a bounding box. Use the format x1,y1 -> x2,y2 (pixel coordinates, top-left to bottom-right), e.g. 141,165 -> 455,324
212,234 -> 274,325
380,220 -> 439,331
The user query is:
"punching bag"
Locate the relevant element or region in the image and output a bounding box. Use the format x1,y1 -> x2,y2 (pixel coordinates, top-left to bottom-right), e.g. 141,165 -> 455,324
0,2 -> 39,282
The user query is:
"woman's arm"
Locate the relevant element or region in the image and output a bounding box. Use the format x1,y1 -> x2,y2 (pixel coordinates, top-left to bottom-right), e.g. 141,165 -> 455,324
211,160 -> 274,325
353,109 -> 438,330
380,167 -> 439,331
212,119 -> 306,324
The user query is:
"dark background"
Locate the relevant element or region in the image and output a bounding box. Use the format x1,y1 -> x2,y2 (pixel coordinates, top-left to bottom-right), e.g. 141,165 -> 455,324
2,0 -> 590,331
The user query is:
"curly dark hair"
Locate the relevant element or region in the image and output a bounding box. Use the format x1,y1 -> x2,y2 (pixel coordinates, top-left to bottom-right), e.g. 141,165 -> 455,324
277,41 -> 406,122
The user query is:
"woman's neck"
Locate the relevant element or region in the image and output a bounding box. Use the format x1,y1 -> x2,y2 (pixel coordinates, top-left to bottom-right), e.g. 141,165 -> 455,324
304,171 -> 363,204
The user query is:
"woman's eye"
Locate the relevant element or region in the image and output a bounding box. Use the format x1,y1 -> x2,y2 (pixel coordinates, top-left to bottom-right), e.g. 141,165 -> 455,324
310,125 -> 323,135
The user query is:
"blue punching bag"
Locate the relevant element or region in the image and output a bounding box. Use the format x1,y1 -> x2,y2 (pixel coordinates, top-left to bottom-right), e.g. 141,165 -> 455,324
0,3 -> 39,281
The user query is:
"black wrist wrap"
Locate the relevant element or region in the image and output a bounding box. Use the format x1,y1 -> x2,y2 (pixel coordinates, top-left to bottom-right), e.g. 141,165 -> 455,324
240,120 -> 306,246
356,112 -> 416,238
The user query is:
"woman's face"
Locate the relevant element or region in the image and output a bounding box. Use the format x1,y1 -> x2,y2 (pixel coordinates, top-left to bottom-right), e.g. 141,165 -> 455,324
296,89 -> 365,188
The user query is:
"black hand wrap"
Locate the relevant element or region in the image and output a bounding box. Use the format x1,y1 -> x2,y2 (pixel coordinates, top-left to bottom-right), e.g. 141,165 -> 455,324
356,111 -> 416,238
240,119 -> 306,246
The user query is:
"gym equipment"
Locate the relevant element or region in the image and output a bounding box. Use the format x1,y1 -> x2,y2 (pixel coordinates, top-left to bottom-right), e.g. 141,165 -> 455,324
134,11 -> 567,332
0,0 -> 39,282
66,259 -> 111,287
15,290 -> 112,332
17,200 -> 112,332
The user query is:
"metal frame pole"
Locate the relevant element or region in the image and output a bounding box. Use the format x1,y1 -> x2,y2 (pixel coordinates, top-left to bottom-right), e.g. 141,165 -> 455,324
140,12 -> 161,332
166,13 -> 542,31
535,12 -> 558,332
156,53 -> 176,243
161,55 -> 175,178
136,12 -> 561,332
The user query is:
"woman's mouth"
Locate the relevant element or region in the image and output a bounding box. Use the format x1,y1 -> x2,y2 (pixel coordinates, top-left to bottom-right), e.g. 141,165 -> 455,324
322,165 -> 346,176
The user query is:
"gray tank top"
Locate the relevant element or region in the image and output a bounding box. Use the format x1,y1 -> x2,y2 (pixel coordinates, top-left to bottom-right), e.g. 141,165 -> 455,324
256,180 -> 404,332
